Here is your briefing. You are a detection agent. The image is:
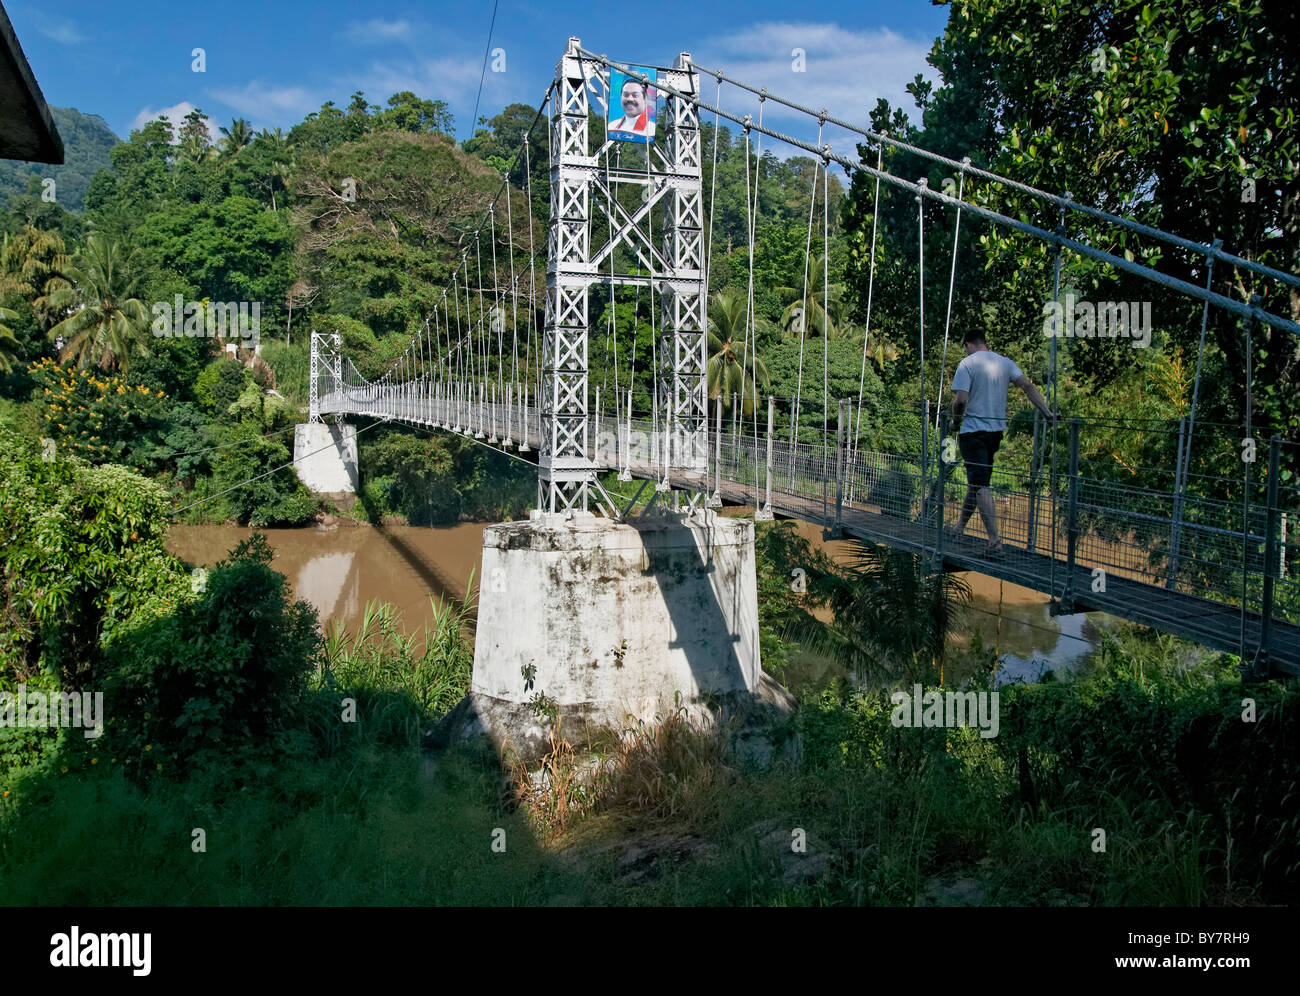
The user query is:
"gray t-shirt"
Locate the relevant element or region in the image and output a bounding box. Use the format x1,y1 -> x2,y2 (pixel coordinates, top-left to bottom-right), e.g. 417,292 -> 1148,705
951,350 -> 1023,433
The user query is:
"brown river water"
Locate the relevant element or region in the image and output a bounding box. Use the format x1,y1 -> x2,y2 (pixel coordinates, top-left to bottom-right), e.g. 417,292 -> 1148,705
166,517 -> 1110,687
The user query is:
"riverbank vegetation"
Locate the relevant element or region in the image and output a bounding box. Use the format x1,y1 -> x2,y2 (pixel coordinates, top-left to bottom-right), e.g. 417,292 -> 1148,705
2,430 -> 1295,905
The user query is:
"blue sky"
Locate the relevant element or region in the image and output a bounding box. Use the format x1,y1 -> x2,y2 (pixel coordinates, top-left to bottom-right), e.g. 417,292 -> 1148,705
8,0 -> 949,158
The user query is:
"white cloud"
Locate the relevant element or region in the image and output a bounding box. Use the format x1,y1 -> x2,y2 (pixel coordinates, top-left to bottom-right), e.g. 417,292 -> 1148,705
130,102 -> 219,144
690,21 -> 934,157
209,82 -> 319,121
345,19 -> 419,45
360,52 -> 509,128
34,16 -> 86,44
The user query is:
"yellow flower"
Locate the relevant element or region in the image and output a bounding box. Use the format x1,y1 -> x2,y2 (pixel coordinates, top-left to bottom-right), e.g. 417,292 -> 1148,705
91,758 -> 98,765
60,766 -> 68,773
144,744 -> 152,752
156,763 -> 162,771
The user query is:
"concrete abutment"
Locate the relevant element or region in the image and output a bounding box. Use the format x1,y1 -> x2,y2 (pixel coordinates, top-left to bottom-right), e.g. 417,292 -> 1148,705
431,509 -> 792,761
293,422 -> 358,494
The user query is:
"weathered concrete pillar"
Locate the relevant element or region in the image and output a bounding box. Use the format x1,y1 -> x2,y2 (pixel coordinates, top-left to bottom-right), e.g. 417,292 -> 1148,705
293,422 -> 358,494
434,509 -> 786,760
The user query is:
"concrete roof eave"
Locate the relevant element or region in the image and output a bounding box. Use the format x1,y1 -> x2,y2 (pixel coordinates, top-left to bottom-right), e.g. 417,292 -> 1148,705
0,1 -> 64,164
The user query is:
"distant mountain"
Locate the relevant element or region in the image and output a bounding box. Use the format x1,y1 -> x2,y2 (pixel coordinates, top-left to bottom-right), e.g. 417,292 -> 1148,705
0,106 -> 120,214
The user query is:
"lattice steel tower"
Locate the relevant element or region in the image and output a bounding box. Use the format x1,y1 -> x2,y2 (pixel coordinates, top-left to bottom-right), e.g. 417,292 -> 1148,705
540,38 -> 707,513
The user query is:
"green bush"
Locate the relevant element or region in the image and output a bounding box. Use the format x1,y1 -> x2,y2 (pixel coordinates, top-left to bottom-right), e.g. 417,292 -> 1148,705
102,534 -> 321,779
259,340 -> 309,407
195,357 -> 250,415
361,430 -> 461,525
209,424 -> 317,526
0,431 -> 186,686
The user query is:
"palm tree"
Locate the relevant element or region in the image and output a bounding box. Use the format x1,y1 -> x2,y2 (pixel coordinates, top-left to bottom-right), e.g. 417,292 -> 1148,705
707,287 -> 768,414
0,224 -> 72,330
0,306 -> 21,373
865,335 -> 900,369
46,234 -> 150,372
786,543 -> 972,686
219,117 -> 254,158
778,253 -> 845,339
256,127 -> 294,210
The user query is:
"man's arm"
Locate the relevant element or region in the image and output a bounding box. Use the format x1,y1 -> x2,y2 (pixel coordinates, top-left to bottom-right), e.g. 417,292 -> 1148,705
1013,375 -> 1056,421
951,389 -> 969,430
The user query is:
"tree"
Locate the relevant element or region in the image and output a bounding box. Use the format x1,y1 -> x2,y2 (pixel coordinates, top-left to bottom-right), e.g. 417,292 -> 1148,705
46,234 -> 151,371
251,127 -> 294,211
0,430 -> 185,689
921,0 -> 1300,441
290,99 -> 369,152
707,287 -> 769,413
89,118 -> 174,221
0,224 -> 72,331
865,335 -> 901,371
177,107 -> 214,164
0,307 -> 19,372
779,253 -> 845,338
219,117 -> 254,159
135,195 -> 296,332
462,102 -> 546,199
291,131 -> 530,335
1,175 -> 85,241
374,91 -> 455,138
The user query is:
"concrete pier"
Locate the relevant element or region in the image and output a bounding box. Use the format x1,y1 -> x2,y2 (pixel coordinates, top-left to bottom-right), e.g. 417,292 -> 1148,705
293,422 -> 358,495
434,509 -> 787,760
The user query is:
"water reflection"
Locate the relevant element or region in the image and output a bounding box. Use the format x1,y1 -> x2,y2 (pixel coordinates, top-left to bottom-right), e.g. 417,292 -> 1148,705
167,518 -> 1111,685
955,573 -> 1107,684
773,518 -> 1110,687
166,523 -> 488,636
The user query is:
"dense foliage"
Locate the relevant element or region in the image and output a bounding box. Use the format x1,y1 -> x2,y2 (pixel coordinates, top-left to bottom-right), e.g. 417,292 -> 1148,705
0,1 -> 1295,909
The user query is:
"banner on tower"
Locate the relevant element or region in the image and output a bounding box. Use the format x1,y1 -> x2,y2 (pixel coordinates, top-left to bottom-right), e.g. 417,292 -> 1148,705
608,66 -> 657,144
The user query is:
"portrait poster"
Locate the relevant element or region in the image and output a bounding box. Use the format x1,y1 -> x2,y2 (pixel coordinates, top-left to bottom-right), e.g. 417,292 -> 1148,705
608,66 -> 657,144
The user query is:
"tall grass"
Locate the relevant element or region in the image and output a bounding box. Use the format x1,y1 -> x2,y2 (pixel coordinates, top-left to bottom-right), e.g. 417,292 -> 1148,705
3,587 -> 1295,905
311,595 -> 475,750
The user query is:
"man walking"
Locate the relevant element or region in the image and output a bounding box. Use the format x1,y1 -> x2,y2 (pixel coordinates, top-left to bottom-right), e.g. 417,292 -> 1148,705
947,330 -> 1056,557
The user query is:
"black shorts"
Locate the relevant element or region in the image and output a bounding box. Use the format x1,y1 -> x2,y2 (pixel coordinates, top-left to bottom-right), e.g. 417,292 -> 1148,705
958,430 -> 1002,488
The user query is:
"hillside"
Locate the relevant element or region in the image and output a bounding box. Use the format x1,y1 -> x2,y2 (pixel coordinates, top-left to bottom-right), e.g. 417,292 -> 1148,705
0,106 -> 119,213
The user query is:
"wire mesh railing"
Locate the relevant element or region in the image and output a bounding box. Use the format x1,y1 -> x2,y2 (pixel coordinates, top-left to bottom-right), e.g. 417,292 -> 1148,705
317,377 -> 1295,667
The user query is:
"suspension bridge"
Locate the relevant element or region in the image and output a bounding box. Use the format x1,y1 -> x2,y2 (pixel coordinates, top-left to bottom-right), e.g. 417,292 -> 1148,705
303,39 -> 1300,679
